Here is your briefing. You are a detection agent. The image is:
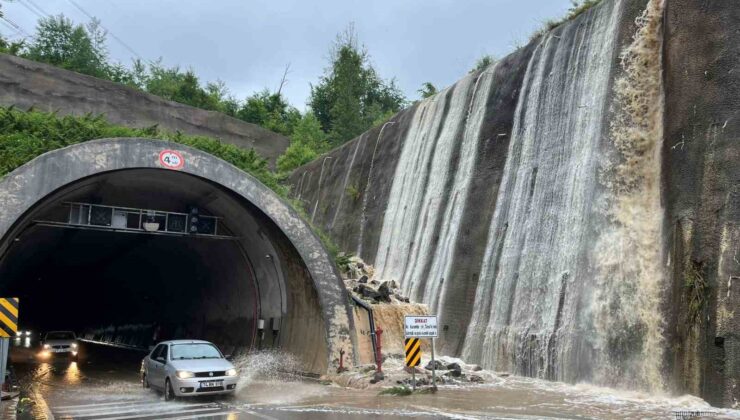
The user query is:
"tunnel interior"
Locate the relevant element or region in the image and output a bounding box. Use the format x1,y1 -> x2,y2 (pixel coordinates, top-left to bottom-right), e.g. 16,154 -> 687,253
0,168 -> 329,371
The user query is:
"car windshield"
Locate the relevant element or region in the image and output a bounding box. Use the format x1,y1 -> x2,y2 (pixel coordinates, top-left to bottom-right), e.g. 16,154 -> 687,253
46,332 -> 75,340
170,343 -> 222,360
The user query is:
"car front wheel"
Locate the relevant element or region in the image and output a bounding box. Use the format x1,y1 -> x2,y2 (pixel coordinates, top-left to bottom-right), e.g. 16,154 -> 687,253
164,378 -> 175,401
142,373 -> 149,389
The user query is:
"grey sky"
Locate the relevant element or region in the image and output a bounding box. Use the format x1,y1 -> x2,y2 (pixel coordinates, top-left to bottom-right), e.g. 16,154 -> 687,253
2,0 -> 573,110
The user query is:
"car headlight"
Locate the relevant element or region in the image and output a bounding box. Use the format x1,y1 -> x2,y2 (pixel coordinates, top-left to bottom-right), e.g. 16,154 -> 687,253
225,368 -> 237,377
176,370 -> 194,379
70,343 -> 78,349
43,344 -> 50,349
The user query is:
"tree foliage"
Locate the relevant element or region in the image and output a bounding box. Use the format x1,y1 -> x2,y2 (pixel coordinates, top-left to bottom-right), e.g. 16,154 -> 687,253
418,82 -> 437,99
277,113 -> 329,173
2,13 -> 414,173
470,54 -> 495,73
309,25 -> 406,147
140,61 -> 239,114
24,15 -> 123,82
0,35 -> 24,55
238,89 -> 301,136
0,106 -> 285,195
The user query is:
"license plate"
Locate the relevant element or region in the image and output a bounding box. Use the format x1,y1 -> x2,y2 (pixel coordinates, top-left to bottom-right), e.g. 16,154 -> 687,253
52,348 -> 67,353
199,381 -> 222,388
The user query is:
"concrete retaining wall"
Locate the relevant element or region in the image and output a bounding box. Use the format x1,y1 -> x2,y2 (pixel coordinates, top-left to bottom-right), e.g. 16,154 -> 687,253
0,53 -> 289,164
288,0 -> 740,406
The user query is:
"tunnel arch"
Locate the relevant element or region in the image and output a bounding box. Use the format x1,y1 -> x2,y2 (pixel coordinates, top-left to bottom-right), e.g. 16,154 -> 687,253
0,138 -> 355,372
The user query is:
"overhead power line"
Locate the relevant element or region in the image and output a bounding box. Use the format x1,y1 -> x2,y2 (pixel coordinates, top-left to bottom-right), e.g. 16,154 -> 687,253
0,14 -> 34,40
16,0 -> 46,19
21,0 -> 50,18
0,18 -> 22,36
65,0 -> 145,62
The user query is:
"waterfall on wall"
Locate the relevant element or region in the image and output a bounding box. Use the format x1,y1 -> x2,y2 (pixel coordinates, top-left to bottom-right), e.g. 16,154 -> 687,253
462,0 -> 667,391
462,0 -> 623,382
373,67 -> 496,313
592,0 -> 666,391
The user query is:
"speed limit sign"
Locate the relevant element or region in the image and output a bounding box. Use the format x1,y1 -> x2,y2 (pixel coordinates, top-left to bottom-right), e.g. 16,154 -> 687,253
159,150 -> 184,170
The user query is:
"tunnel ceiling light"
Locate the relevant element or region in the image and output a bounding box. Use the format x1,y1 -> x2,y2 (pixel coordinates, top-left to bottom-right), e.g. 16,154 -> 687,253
189,207 -> 199,234
142,222 -> 160,232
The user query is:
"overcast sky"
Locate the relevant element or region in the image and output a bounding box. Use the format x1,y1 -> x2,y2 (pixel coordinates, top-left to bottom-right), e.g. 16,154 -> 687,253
1,0 -> 572,109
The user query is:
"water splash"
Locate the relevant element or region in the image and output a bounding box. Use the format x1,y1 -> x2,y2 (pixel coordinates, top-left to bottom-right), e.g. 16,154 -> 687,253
592,0 -> 667,392
231,350 -> 305,391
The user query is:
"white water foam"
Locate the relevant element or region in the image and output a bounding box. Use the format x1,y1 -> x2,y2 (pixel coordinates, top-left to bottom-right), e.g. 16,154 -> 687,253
374,68 -> 496,314
462,0 -> 623,383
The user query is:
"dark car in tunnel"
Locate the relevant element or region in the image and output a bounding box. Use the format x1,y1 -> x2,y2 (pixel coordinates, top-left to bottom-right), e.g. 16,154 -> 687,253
141,340 -> 238,401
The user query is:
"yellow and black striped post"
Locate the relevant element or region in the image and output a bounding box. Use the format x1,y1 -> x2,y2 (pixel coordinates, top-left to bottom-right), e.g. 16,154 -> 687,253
405,337 -> 421,367
405,337 -> 421,390
0,297 -> 19,338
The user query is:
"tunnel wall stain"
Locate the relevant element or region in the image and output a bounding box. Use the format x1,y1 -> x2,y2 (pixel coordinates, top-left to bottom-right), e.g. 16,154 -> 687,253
0,138 -> 355,373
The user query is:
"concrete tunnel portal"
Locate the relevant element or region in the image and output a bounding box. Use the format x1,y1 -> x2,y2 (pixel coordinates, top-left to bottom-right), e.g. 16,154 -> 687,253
0,138 -> 355,373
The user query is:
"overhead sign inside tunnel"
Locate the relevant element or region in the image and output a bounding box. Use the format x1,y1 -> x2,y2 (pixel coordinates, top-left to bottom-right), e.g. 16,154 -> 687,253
159,150 -> 184,170
0,297 -> 19,337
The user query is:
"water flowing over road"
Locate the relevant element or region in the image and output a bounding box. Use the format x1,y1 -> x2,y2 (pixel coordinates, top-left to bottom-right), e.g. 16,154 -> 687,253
10,342 -> 737,419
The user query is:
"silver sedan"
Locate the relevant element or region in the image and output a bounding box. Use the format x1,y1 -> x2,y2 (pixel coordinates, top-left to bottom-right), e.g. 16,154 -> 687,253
141,340 -> 238,400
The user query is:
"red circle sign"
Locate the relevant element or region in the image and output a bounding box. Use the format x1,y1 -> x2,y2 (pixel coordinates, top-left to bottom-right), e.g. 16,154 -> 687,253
159,150 -> 184,170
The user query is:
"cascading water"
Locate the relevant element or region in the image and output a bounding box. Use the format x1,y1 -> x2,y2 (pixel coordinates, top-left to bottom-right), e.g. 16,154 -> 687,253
462,0 -> 623,381
592,0 -> 666,391
373,68 -> 496,312
461,0 -> 667,391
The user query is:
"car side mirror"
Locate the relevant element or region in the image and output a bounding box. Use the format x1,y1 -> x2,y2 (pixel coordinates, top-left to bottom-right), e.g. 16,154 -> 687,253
156,356 -> 165,363
224,354 -> 233,361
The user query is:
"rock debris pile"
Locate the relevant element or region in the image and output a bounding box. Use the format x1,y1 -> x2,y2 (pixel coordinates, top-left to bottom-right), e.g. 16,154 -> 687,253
340,254 -> 412,304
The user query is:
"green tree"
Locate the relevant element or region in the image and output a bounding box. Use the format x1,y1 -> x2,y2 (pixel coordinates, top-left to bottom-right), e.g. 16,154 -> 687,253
277,113 -> 329,172
0,35 -> 24,55
143,62 -> 226,111
0,5 -> 23,55
25,15 -> 109,78
238,89 -> 301,136
470,54 -> 495,73
418,82 -> 437,99
309,25 -> 405,147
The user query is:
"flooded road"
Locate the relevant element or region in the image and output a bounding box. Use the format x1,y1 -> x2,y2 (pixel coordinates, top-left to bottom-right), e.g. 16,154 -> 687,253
9,341 -> 740,419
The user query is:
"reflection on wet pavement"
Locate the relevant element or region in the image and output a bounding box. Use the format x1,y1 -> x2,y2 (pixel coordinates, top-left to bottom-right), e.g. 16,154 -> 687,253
11,342 -> 740,419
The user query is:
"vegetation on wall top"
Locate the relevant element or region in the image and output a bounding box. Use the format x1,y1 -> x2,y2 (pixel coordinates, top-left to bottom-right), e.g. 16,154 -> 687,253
0,106 -> 285,196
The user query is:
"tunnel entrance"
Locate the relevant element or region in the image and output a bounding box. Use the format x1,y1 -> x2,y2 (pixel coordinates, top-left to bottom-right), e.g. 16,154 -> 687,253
0,139 -> 355,373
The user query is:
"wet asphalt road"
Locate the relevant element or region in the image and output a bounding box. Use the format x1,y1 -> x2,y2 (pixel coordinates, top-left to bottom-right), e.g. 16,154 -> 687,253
8,339 -> 738,419
9,340 -> 444,420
